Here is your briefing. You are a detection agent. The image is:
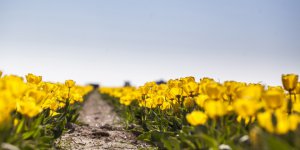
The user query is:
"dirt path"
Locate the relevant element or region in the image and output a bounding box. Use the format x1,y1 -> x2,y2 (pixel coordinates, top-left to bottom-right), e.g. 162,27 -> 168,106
56,91 -> 152,150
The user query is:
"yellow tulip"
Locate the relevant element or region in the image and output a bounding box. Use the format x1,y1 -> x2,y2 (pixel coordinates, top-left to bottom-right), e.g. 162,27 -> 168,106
282,74 -> 298,91
26,73 -> 42,84
42,82 -> 57,92
160,101 -> 171,110
168,87 -> 183,100
145,97 -> 157,108
167,79 -> 182,88
186,110 -> 207,126
257,111 -> 275,133
183,81 -> 199,96
65,80 -> 75,88
263,88 -> 285,110
17,100 -> 42,118
257,111 -> 298,135
154,95 -> 165,106
224,81 -> 245,100
233,98 -> 258,118
205,82 -> 225,100
42,98 -> 59,111
204,99 -> 227,119
181,76 -> 195,84
194,94 -> 209,108
236,84 -> 263,101
199,77 -> 215,84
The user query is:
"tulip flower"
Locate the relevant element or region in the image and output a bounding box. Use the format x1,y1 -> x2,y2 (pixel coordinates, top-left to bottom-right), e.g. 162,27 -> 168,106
195,94 -> 209,108
183,81 -> 199,96
186,110 -> 207,126
282,74 -> 298,92
65,80 -> 75,88
204,99 -> 227,119
26,73 -> 42,84
234,98 -> 258,119
263,88 -> 285,110
205,82 -> 225,100
257,111 -> 299,135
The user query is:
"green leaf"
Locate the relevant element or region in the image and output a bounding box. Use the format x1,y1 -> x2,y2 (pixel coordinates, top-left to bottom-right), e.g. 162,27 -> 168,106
200,133 -> 218,149
182,139 -> 196,149
182,125 -> 194,133
265,134 -> 294,150
16,119 -> 25,134
162,137 -> 181,150
137,132 -> 152,141
40,136 -> 53,143
22,131 -> 35,140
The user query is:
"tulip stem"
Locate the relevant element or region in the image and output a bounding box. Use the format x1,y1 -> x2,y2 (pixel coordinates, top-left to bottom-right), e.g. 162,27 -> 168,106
288,90 -> 293,114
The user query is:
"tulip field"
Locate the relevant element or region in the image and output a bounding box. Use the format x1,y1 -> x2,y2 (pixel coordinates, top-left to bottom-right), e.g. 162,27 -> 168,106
1,71 -> 300,150
0,71 -> 93,149
100,74 -> 300,150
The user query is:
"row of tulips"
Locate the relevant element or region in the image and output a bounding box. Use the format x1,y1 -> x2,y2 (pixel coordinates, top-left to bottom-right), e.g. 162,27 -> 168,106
100,74 -> 300,150
0,71 -> 93,149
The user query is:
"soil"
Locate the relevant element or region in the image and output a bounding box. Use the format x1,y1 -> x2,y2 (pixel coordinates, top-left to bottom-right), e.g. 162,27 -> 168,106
55,91 -> 153,150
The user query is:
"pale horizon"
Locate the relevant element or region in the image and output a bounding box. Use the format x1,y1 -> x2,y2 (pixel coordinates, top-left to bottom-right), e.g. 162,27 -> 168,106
1,0 -> 299,86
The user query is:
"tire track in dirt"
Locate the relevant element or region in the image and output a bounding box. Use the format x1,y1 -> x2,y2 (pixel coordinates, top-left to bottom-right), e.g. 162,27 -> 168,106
56,91 -> 151,150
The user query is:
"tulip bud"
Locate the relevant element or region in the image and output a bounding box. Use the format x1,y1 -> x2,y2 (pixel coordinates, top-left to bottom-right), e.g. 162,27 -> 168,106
282,74 -> 298,91
65,80 -> 75,88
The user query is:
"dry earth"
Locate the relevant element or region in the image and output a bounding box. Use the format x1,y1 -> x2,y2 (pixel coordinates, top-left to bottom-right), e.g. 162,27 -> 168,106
55,91 -> 153,150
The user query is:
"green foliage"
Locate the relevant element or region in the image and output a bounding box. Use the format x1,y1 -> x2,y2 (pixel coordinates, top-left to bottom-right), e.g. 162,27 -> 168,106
102,93 -> 300,150
0,100 -> 84,150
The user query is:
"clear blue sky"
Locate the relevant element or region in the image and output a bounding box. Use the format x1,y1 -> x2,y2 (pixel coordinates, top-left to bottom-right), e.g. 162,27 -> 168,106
0,0 -> 299,86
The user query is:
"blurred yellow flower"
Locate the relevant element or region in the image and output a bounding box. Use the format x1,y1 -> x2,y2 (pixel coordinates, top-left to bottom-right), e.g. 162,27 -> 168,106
257,111 -> 299,135
263,88 -> 285,110
186,110 -> 207,126
195,94 -> 209,108
0,102 -> 11,125
205,82 -> 225,100
295,82 -> 300,94
233,98 -> 259,118
17,100 -> 42,118
204,99 -> 227,119
236,84 -> 263,101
